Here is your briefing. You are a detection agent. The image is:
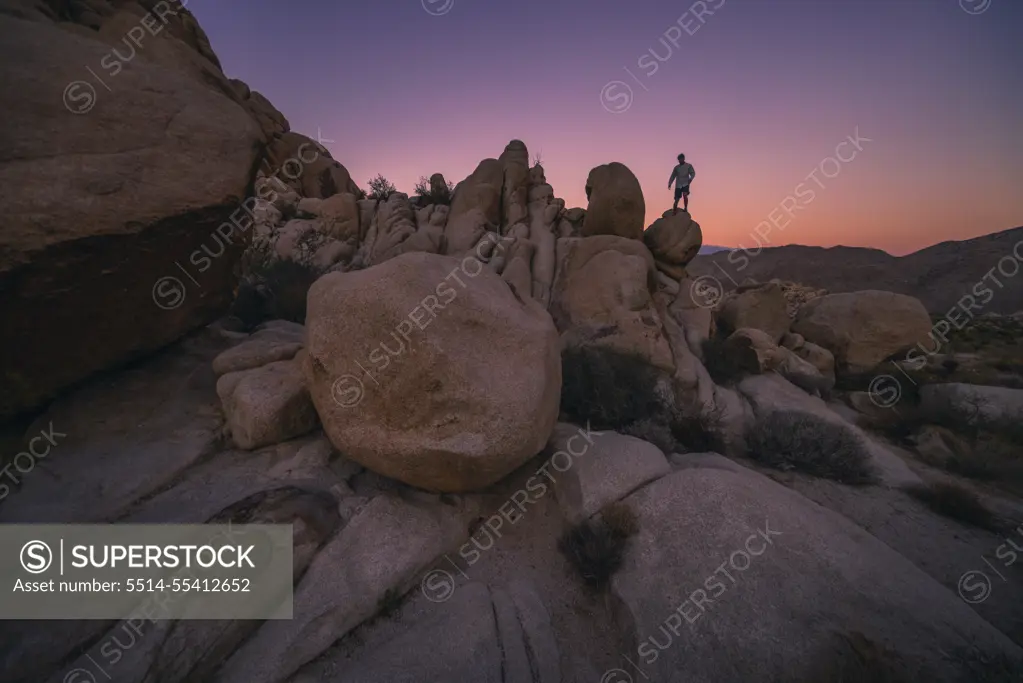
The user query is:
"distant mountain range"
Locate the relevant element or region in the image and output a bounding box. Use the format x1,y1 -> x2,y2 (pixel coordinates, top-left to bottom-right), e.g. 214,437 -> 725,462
688,226 -> 1023,315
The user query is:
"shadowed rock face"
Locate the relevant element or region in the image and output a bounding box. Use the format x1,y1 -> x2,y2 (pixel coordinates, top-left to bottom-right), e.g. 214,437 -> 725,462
582,162 -> 645,240
0,8 -> 269,419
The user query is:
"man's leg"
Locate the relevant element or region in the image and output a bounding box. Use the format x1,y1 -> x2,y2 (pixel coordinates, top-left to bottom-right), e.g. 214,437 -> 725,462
673,187 -> 680,214
683,188 -> 689,212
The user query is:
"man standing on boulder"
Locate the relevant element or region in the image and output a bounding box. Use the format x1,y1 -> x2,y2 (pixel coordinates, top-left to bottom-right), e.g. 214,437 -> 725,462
668,153 -> 695,215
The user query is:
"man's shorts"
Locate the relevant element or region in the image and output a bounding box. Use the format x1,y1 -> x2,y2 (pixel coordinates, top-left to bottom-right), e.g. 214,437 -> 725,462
674,185 -> 690,201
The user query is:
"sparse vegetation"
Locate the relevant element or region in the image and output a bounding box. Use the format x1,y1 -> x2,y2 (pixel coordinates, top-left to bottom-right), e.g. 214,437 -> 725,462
700,335 -> 743,384
560,345 -> 666,430
601,502 -> 640,539
375,587 -> 404,620
944,431 -> 1023,491
904,481 -> 1002,531
231,259 -> 319,329
366,174 -> 397,200
413,175 -> 455,205
747,410 -> 876,484
559,504 -> 639,590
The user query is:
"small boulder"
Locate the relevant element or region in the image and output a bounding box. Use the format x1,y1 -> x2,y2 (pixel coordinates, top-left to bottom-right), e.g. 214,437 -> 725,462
643,210 -> 703,279
722,328 -> 781,375
217,358 -> 319,450
792,290 -> 932,375
581,162 -> 645,240
717,282 -> 790,342
296,197 -> 323,217
317,192 -> 361,242
212,338 -> 304,377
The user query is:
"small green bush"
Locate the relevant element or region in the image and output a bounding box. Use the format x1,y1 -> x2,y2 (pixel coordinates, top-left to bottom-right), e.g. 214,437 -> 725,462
747,410 -> 876,484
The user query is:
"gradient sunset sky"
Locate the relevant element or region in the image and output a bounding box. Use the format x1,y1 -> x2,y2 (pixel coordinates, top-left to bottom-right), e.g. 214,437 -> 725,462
191,0 -> 1023,255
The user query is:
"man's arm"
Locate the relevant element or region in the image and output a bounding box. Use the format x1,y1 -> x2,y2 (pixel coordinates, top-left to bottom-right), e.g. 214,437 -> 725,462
687,164 -> 695,184
668,167 -> 677,188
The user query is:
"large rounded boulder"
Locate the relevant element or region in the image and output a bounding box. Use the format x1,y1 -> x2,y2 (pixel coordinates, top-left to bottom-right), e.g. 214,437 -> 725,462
792,290 -> 932,375
303,251 -> 562,492
582,162 -> 645,240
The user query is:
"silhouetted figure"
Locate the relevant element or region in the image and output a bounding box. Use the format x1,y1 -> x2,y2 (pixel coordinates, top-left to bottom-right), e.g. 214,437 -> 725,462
668,153 -> 695,215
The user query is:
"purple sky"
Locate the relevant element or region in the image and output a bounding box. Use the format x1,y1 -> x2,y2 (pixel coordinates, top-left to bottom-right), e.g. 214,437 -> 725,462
190,0 -> 1023,255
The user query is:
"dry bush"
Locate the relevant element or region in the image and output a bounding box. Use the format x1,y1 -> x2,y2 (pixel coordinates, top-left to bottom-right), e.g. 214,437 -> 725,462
601,502 -> 640,539
700,335 -> 744,384
559,505 -> 639,590
560,346 -> 666,430
747,411 -> 876,484
366,174 -> 397,200
413,175 -> 455,205
231,259 -> 319,330
904,481 -> 1002,532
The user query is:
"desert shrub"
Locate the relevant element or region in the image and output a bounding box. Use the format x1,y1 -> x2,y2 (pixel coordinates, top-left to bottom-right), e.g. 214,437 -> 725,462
230,259 -> 319,329
601,502 -> 640,539
366,174 -> 397,200
747,410 -> 876,484
230,280 -> 269,332
905,481 -> 1002,531
700,335 -> 744,384
375,587 -> 404,620
560,346 -> 666,430
558,505 -> 638,589
413,175 -> 455,205
945,431 -> 1023,494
